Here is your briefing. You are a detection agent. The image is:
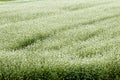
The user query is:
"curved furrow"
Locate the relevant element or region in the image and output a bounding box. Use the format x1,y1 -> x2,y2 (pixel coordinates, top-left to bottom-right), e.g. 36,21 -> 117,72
24,14 -> 120,51
0,0 -> 120,79
62,0 -> 115,11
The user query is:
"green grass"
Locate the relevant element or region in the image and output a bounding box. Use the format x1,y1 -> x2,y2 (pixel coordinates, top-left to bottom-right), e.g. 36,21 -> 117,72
0,0 -> 120,79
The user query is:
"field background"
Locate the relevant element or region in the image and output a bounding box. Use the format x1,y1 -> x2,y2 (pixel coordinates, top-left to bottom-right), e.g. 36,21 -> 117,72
0,0 -> 120,79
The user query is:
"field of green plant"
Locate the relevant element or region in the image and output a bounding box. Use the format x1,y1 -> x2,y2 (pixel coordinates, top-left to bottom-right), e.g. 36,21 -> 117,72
0,0 -> 120,79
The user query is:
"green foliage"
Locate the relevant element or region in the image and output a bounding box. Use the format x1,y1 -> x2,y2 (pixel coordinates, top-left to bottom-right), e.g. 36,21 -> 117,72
0,0 -> 120,79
